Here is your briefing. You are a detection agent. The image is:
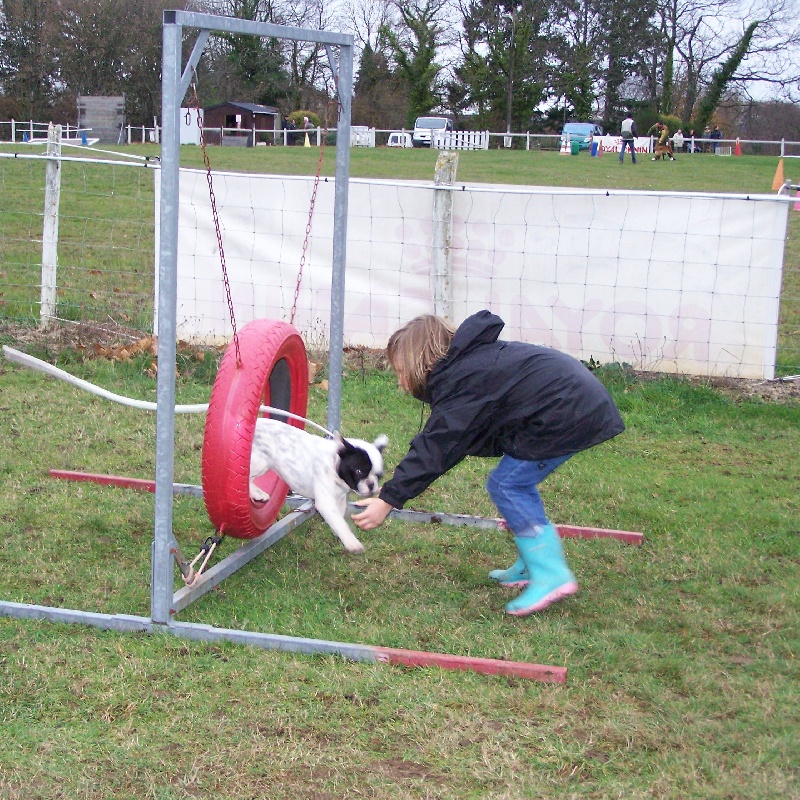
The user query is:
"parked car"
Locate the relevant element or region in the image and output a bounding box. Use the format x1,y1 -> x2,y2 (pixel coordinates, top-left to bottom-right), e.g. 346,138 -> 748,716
412,116 -> 453,148
387,131 -> 413,148
561,122 -> 603,150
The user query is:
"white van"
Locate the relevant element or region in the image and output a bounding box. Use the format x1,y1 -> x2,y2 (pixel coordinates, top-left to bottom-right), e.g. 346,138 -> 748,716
412,116 -> 453,148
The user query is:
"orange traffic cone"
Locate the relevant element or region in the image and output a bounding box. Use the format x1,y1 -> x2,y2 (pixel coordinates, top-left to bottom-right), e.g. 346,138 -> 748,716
304,132 -> 310,147
734,138 -> 742,156
771,159 -> 784,191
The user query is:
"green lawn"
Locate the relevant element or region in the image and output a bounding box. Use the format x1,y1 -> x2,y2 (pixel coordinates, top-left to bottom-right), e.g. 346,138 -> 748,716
0,143 -> 798,800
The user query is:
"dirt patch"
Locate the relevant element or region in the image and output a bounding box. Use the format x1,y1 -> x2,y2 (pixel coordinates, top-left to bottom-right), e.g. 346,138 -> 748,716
0,319 -> 164,358
635,369 -> 800,404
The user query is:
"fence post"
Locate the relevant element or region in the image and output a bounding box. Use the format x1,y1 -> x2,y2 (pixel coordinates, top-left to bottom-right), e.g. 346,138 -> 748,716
40,123 -> 62,330
432,151 -> 458,321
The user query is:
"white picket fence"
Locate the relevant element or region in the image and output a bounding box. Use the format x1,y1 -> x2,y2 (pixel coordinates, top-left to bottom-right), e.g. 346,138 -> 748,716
434,130 -> 489,150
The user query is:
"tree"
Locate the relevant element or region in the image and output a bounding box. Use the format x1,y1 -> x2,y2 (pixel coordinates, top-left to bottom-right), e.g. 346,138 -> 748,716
0,0 -> 60,119
197,0 -> 292,110
548,0 -> 605,123
281,0 -> 339,115
644,0 -> 800,127
596,0 -> 657,131
453,0 -> 550,132
344,0 -> 407,126
353,39 -> 406,127
691,20 -> 758,131
381,0 -> 451,125
341,0 -> 393,52
738,98 -> 800,141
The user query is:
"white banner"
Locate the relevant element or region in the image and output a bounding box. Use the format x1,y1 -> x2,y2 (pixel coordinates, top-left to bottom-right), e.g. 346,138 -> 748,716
595,135 -> 651,155
157,169 -> 789,379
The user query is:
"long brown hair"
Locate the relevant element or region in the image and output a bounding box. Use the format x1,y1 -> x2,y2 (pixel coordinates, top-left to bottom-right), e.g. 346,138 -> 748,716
386,315 -> 455,398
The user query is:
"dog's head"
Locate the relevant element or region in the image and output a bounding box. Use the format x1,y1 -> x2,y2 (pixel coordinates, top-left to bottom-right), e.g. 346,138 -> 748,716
334,433 -> 389,496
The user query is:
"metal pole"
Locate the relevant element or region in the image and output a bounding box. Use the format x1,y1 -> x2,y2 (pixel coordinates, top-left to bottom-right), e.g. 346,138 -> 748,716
151,12 -> 183,625
326,42 -> 354,433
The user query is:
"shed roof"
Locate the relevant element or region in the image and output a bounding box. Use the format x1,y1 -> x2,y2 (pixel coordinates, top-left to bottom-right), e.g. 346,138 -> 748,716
204,102 -> 279,115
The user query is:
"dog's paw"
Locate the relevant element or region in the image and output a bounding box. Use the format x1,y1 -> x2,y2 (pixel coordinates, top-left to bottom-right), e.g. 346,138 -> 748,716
250,487 -> 270,504
339,536 -> 365,553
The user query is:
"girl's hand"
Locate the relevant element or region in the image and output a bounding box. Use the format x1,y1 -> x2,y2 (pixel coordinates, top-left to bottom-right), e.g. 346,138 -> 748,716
352,498 -> 393,530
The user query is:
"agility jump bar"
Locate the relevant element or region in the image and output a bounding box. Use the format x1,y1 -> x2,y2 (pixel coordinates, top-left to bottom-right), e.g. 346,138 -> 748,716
48,470 -> 645,545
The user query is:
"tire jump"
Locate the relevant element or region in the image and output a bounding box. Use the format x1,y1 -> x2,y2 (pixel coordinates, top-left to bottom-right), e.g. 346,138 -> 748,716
201,319 -> 309,539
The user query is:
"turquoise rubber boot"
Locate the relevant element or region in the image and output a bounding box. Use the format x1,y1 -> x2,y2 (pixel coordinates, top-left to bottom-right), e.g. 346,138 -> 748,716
487,556 -> 529,587
504,525 -> 578,616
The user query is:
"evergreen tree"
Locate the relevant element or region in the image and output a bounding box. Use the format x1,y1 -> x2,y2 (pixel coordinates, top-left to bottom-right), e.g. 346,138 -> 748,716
381,0 -> 446,125
454,0 -> 549,132
692,21 -> 759,132
210,0 -> 291,108
353,40 -> 406,128
0,0 -> 58,119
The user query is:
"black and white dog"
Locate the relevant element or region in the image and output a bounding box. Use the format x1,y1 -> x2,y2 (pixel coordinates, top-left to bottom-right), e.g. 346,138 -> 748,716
249,418 -> 389,553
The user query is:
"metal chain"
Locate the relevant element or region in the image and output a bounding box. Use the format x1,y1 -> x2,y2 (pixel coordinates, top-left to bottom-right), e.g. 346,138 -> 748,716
188,74 -> 241,366
291,99 -> 338,325
184,532 -> 226,586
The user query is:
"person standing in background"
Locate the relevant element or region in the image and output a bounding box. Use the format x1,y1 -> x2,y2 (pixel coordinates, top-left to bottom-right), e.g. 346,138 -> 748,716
709,125 -> 723,153
619,111 -> 637,164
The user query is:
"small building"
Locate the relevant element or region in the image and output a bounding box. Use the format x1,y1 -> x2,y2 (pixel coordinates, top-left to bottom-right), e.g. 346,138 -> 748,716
77,95 -> 125,143
202,101 -> 281,146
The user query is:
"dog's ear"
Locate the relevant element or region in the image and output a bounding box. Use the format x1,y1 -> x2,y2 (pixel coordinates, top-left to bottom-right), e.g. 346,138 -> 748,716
373,434 -> 389,452
333,431 -> 356,456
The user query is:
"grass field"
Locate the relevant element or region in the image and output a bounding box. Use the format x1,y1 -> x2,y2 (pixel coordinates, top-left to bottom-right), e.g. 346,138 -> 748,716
0,143 -> 798,799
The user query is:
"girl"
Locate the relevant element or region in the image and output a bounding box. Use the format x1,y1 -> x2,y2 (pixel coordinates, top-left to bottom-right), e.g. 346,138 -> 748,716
352,310 -> 625,616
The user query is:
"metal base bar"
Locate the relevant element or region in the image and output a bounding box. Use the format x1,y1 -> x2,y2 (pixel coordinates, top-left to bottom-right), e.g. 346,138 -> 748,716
0,601 -> 152,632
0,602 -> 565,683
375,506 -> 644,545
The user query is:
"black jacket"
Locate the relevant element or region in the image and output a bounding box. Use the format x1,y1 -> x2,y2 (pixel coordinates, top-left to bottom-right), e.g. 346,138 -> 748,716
379,310 -> 625,509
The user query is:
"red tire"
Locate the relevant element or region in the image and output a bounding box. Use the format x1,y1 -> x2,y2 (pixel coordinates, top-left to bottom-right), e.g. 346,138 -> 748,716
201,319 -> 309,539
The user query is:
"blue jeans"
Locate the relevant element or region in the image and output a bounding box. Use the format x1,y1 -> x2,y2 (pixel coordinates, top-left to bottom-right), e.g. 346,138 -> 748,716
619,139 -> 636,162
486,454 -> 572,538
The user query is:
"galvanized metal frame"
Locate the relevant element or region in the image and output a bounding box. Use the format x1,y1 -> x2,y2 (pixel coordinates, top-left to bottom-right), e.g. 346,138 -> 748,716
152,10 -> 354,628
0,12 -> 361,647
